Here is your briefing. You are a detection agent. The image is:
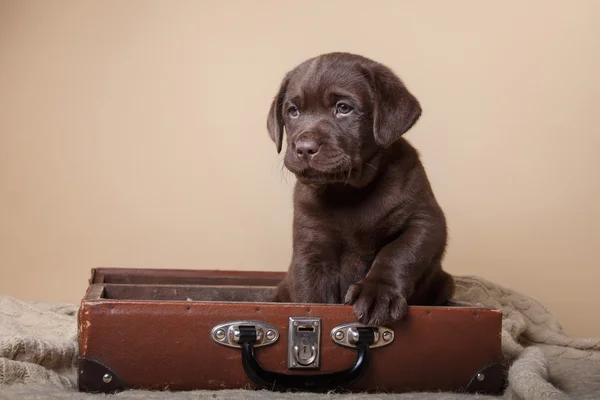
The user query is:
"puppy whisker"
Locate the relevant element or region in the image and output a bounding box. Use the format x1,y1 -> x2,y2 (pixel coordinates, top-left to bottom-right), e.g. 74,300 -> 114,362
275,156 -> 293,185
345,164 -> 353,185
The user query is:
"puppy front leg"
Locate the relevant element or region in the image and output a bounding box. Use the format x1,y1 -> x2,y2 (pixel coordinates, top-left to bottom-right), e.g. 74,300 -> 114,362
345,217 -> 446,326
272,256 -> 338,304
272,213 -> 340,304
289,252 -> 341,304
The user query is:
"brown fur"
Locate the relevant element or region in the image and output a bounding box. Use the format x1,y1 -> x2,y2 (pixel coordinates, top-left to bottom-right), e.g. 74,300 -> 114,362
267,52 -> 454,326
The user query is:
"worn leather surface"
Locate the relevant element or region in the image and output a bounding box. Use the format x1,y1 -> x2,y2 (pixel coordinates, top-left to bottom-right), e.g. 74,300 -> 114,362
79,292 -> 502,393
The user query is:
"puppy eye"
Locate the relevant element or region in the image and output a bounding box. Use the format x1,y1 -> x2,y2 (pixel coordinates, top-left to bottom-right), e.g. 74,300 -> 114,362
336,102 -> 353,115
287,106 -> 299,117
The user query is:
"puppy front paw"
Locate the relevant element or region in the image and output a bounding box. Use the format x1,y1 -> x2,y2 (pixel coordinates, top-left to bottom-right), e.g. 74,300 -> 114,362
344,279 -> 408,326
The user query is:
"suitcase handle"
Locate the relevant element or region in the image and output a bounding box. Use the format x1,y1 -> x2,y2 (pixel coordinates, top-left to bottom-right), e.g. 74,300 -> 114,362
238,325 -> 375,392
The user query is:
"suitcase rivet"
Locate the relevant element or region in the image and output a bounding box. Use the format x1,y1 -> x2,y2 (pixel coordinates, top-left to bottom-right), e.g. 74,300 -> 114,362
102,373 -> 113,384
348,328 -> 360,344
215,329 -> 226,340
477,373 -> 485,381
293,322 -> 298,326
383,331 -> 392,342
266,330 -> 276,340
334,331 -> 345,340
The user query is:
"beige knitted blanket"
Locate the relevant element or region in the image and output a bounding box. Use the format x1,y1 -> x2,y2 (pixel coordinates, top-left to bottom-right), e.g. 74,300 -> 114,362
1,276 -> 599,400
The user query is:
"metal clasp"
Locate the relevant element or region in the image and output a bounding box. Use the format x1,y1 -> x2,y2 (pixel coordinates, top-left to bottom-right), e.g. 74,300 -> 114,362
211,320 -> 279,348
287,317 -> 321,369
331,322 -> 394,348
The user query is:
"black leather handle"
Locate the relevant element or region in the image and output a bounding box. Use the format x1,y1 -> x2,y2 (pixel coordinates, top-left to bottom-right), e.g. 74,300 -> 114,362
239,325 -> 374,392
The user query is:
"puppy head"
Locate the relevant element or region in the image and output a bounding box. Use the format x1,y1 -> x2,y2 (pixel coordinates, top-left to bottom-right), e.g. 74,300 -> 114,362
267,52 -> 421,186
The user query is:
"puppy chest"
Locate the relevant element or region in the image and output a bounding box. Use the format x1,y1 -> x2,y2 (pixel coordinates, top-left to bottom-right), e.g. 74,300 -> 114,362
337,234 -> 378,270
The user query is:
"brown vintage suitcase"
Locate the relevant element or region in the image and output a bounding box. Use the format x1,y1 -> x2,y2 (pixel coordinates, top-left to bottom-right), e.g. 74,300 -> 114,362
77,267 -> 506,395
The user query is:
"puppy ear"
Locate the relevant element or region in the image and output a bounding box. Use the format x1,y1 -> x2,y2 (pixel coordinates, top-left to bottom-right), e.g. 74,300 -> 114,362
266,74 -> 290,154
366,64 -> 422,148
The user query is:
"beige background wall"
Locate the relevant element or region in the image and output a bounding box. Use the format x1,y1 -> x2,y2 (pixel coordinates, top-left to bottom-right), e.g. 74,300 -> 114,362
1,1 -> 598,337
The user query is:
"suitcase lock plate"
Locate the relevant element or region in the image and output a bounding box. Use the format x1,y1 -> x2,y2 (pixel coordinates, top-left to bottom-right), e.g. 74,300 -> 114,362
211,320 -> 279,348
287,317 -> 321,369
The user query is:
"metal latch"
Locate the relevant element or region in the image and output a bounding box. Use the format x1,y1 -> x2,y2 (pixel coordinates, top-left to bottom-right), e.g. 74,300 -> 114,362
287,317 -> 321,369
211,320 -> 279,348
331,322 -> 394,348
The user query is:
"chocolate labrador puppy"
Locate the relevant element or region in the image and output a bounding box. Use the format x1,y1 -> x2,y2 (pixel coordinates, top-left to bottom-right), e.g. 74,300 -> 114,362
266,52 -> 454,326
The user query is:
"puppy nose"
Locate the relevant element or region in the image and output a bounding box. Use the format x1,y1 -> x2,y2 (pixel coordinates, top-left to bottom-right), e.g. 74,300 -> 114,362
295,139 -> 320,158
